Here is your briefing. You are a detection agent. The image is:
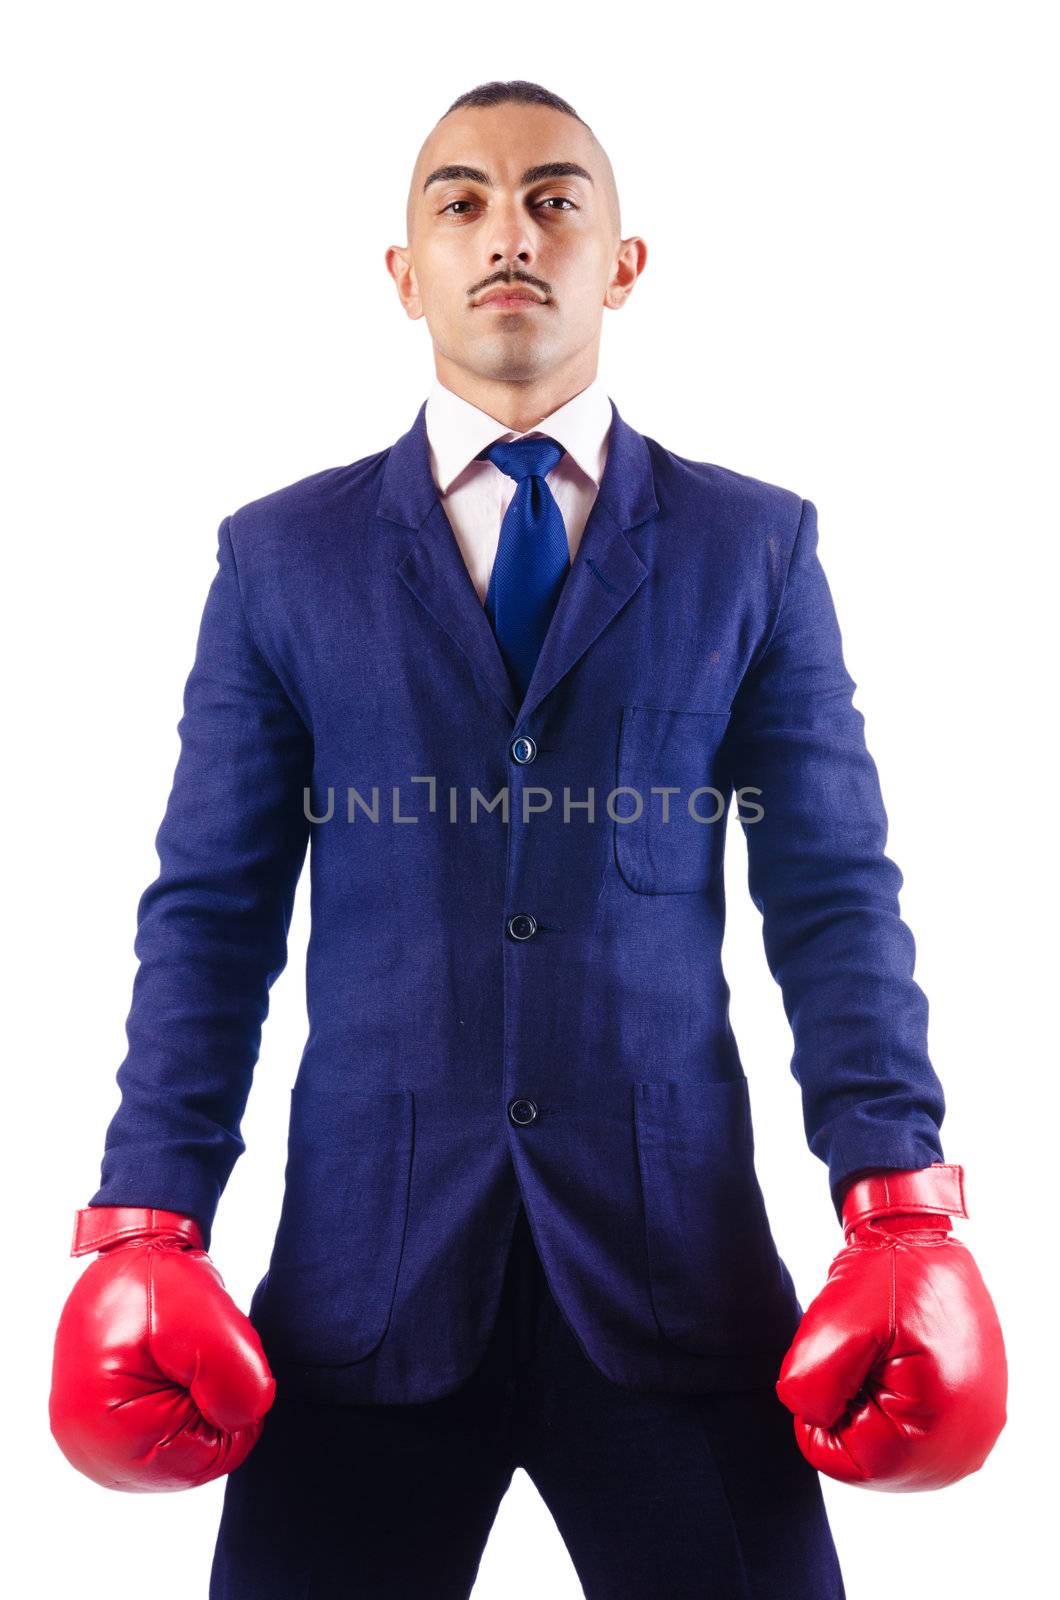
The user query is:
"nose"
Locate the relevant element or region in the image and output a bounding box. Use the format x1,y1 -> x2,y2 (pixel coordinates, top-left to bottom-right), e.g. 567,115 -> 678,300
485,201 -> 535,268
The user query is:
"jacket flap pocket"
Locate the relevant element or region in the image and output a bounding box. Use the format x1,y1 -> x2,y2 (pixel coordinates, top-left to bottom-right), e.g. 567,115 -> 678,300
255,1084 -> 415,1366
634,1077 -> 795,1355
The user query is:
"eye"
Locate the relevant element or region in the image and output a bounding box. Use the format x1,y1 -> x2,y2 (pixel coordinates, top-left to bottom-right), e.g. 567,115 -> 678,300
440,195 -> 577,216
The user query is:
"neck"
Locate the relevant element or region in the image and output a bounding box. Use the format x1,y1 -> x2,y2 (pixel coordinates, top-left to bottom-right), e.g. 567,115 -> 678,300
433,349 -> 599,433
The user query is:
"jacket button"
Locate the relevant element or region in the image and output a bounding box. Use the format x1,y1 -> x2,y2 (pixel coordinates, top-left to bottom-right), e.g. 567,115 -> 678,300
507,912 -> 538,941
510,734 -> 537,764
508,1098 -> 538,1126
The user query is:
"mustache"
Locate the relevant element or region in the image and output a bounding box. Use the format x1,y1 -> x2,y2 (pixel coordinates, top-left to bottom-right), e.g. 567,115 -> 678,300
468,271 -> 551,300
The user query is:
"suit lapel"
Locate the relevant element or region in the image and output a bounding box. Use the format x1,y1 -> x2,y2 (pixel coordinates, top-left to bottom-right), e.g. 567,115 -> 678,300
382,395 -> 658,725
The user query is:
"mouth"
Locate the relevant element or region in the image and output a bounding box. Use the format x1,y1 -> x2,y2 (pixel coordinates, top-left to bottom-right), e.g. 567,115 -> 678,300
474,288 -> 547,309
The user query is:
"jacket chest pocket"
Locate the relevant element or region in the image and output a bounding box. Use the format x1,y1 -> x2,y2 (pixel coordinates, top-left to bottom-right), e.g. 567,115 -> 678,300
251,1083 -> 414,1366
613,705 -> 732,893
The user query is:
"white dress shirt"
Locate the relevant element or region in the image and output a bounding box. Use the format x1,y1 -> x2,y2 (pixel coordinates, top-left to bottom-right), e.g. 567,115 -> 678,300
423,376 -> 614,605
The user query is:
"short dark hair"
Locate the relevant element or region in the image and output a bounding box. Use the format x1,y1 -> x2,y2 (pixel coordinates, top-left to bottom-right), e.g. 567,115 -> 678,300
442,80 -> 591,132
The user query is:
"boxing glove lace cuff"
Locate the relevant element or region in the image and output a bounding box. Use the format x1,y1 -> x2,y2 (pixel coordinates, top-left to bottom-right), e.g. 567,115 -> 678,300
840,1161 -> 967,1235
70,1205 -> 206,1256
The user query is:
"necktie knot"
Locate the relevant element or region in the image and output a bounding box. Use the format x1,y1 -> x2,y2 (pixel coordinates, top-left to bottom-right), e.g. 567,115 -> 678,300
477,434 -> 565,483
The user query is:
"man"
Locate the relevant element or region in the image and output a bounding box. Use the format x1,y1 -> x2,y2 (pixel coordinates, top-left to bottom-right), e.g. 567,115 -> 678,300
50,80 -> 1006,1598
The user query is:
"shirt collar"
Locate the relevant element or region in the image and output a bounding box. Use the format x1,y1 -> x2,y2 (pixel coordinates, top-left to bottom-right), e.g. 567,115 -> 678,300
424,376 -> 613,495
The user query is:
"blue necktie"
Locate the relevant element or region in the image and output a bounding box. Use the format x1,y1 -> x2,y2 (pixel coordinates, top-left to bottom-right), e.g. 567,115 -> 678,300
477,434 -> 571,701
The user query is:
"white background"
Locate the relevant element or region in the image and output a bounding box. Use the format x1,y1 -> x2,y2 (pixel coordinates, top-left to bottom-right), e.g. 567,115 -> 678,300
4,2 -> 1056,1594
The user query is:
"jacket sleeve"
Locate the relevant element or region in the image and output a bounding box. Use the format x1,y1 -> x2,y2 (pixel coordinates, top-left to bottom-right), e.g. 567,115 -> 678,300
725,496 -> 946,1222
87,515 -> 313,1248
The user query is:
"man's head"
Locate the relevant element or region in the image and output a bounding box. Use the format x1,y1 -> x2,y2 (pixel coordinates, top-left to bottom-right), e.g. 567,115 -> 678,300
387,81 -> 646,419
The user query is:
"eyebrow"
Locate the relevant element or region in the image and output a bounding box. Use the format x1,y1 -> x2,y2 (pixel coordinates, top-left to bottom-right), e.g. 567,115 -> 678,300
422,161 -> 594,194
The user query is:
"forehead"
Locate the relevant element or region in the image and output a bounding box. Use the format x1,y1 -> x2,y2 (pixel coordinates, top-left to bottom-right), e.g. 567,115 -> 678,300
415,105 -> 597,193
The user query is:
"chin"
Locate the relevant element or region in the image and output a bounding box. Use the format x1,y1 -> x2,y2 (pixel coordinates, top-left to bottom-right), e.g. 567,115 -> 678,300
478,342 -> 554,385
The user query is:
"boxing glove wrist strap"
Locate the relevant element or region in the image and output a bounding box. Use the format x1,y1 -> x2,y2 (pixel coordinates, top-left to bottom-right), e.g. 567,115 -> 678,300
70,1205 -> 205,1256
840,1161 -> 967,1234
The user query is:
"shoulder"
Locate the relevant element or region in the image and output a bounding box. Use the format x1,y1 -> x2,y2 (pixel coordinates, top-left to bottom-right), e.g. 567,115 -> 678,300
225,445 -> 391,567
644,434 -> 804,529
640,434 -> 808,594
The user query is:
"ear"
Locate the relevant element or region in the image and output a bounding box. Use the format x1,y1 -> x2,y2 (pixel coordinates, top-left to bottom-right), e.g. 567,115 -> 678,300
385,244 -> 424,321
604,236 -> 648,310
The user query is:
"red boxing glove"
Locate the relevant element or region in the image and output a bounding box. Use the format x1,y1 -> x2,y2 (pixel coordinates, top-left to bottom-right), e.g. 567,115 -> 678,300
50,1206 -> 276,1492
775,1163 -> 1007,1490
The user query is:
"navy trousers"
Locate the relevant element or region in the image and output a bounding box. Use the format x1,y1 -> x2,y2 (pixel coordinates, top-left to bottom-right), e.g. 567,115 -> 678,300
210,1204 -> 845,1598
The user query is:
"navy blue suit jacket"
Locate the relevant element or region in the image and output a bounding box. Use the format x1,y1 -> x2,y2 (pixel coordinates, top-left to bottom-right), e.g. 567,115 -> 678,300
88,396 -> 947,1403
